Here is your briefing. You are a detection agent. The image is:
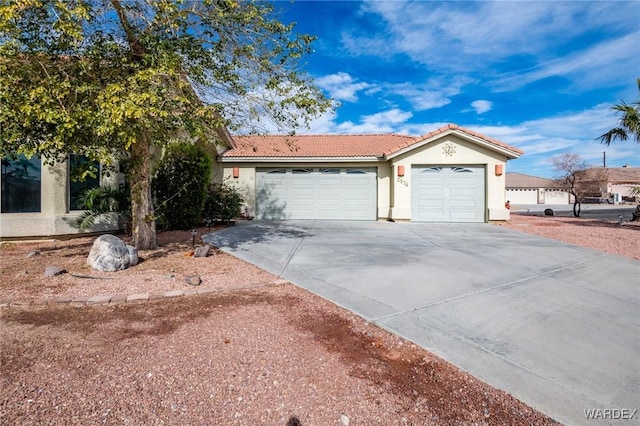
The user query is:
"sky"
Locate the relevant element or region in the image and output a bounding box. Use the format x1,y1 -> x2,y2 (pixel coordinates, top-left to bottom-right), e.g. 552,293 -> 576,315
272,0 -> 640,178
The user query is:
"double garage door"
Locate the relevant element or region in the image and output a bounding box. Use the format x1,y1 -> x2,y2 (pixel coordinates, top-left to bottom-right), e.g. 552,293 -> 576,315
411,166 -> 486,222
256,168 -> 377,220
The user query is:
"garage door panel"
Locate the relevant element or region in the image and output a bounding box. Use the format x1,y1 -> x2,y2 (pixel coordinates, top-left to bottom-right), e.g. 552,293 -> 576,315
416,198 -> 445,208
451,188 -> 479,197
420,211 -> 447,221
450,198 -> 479,207
256,168 -> 376,220
420,188 -> 446,197
411,166 -> 485,223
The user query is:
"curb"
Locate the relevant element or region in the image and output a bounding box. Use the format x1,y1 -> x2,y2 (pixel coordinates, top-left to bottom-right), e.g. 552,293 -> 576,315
0,279 -> 290,309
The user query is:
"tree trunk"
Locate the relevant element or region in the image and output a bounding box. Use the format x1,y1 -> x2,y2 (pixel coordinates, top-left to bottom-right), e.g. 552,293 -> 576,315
130,133 -> 157,250
573,200 -> 581,217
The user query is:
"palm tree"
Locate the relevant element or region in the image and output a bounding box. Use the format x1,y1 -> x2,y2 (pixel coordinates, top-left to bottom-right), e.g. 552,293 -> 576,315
598,78 -> 640,145
76,186 -> 130,231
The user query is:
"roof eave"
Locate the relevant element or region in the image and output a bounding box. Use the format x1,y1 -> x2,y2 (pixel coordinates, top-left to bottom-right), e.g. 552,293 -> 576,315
219,156 -> 384,163
385,129 -> 523,160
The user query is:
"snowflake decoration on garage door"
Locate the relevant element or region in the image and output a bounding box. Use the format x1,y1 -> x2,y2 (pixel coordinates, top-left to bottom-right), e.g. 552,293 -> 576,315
442,142 -> 456,157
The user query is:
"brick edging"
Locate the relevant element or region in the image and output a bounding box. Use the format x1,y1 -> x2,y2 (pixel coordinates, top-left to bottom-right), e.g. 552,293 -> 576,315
0,279 -> 290,308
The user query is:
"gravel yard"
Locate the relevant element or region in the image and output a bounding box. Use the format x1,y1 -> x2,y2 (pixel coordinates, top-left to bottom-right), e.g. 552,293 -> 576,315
502,211 -> 640,261
2,213 -> 637,425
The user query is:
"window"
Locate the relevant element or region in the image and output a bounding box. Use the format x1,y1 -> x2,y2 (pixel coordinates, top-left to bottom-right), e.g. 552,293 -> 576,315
1,154 -> 42,213
69,155 -> 101,210
320,168 -> 340,174
422,167 -> 442,173
292,168 -> 313,174
452,167 -> 474,173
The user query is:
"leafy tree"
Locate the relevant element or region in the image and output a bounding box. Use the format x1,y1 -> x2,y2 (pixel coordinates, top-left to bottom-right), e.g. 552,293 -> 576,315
0,0 -> 331,249
598,78 -> 640,145
152,142 -> 211,230
551,153 -> 607,217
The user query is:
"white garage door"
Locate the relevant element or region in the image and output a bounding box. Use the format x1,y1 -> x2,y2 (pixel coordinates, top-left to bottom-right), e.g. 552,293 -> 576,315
506,188 -> 538,204
411,166 -> 485,222
256,168 -> 377,220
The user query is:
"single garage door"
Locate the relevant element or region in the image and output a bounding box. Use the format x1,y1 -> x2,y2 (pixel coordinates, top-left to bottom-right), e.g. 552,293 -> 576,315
256,167 -> 377,220
411,166 -> 485,222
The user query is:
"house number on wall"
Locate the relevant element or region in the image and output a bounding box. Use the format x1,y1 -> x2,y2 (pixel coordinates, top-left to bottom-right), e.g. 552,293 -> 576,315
397,177 -> 409,187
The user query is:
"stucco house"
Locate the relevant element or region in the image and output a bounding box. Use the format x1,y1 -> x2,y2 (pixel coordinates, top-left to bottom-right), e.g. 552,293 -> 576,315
505,172 -> 571,205
1,155 -> 124,239
0,128 -> 232,239
0,123 -> 522,239
597,167 -> 640,202
220,124 -> 523,223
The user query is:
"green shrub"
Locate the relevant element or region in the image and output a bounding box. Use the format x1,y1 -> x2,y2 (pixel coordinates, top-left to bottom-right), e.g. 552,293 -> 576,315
204,181 -> 244,224
152,142 -> 211,230
76,185 -> 130,230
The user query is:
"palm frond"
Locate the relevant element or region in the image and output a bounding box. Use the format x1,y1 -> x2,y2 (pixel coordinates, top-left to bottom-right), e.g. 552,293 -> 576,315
75,186 -> 130,229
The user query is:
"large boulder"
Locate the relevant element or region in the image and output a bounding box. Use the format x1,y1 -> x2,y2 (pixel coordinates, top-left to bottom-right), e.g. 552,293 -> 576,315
87,234 -> 139,272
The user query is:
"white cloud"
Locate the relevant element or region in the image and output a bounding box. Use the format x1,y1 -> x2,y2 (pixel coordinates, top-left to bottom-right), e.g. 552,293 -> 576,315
390,83 -> 455,111
336,109 -> 414,134
315,72 -> 374,102
471,100 -> 492,114
344,1 -> 638,91
494,32 -> 640,92
301,108 -> 413,135
468,104 -> 640,176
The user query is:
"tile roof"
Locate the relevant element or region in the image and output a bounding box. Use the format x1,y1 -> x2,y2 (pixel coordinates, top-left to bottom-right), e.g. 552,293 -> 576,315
223,134 -> 415,158
221,124 -> 524,159
605,167 -> 640,183
506,172 -> 560,188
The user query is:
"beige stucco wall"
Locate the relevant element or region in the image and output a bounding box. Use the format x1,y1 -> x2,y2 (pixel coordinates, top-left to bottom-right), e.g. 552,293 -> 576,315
388,135 -> 510,221
506,188 -> 539,205
542,189 -> 570,204
610,183 -> 638,198
505,188 -> 570,205
0,158 -> 122,239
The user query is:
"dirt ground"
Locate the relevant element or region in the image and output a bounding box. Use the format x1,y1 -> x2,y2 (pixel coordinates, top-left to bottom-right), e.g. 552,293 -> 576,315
3,214 -> 636,425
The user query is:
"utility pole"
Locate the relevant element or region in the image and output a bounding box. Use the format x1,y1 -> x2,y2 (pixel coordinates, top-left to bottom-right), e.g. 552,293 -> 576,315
603,151 -> 606,168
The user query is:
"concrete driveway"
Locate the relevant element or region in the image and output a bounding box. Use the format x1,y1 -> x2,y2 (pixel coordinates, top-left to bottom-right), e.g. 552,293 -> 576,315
203,220 -> 640,425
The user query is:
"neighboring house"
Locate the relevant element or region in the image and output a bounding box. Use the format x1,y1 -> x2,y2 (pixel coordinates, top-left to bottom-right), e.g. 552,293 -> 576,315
601,167 -> 640,201
505,172 -> 571,205
220,124 -> 523,223
571,166 -> 640,202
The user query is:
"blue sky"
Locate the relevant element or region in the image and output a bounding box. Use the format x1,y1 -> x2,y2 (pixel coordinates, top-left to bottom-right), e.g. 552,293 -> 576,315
274,0 -> 639,178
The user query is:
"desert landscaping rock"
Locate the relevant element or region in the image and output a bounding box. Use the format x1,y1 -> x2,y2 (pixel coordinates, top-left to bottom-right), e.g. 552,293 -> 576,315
185,274 -> 202,286
126,293 -> 149,303
193,244 -> 211,257
27,251 -> 40,258
43,266 -> 66,277
86,295 -> 114,305
87,234 -> 139,272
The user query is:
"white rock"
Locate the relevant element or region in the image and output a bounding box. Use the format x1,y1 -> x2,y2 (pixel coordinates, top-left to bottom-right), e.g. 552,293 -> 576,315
340,414 -> 350,426
87,234 -> 139,272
